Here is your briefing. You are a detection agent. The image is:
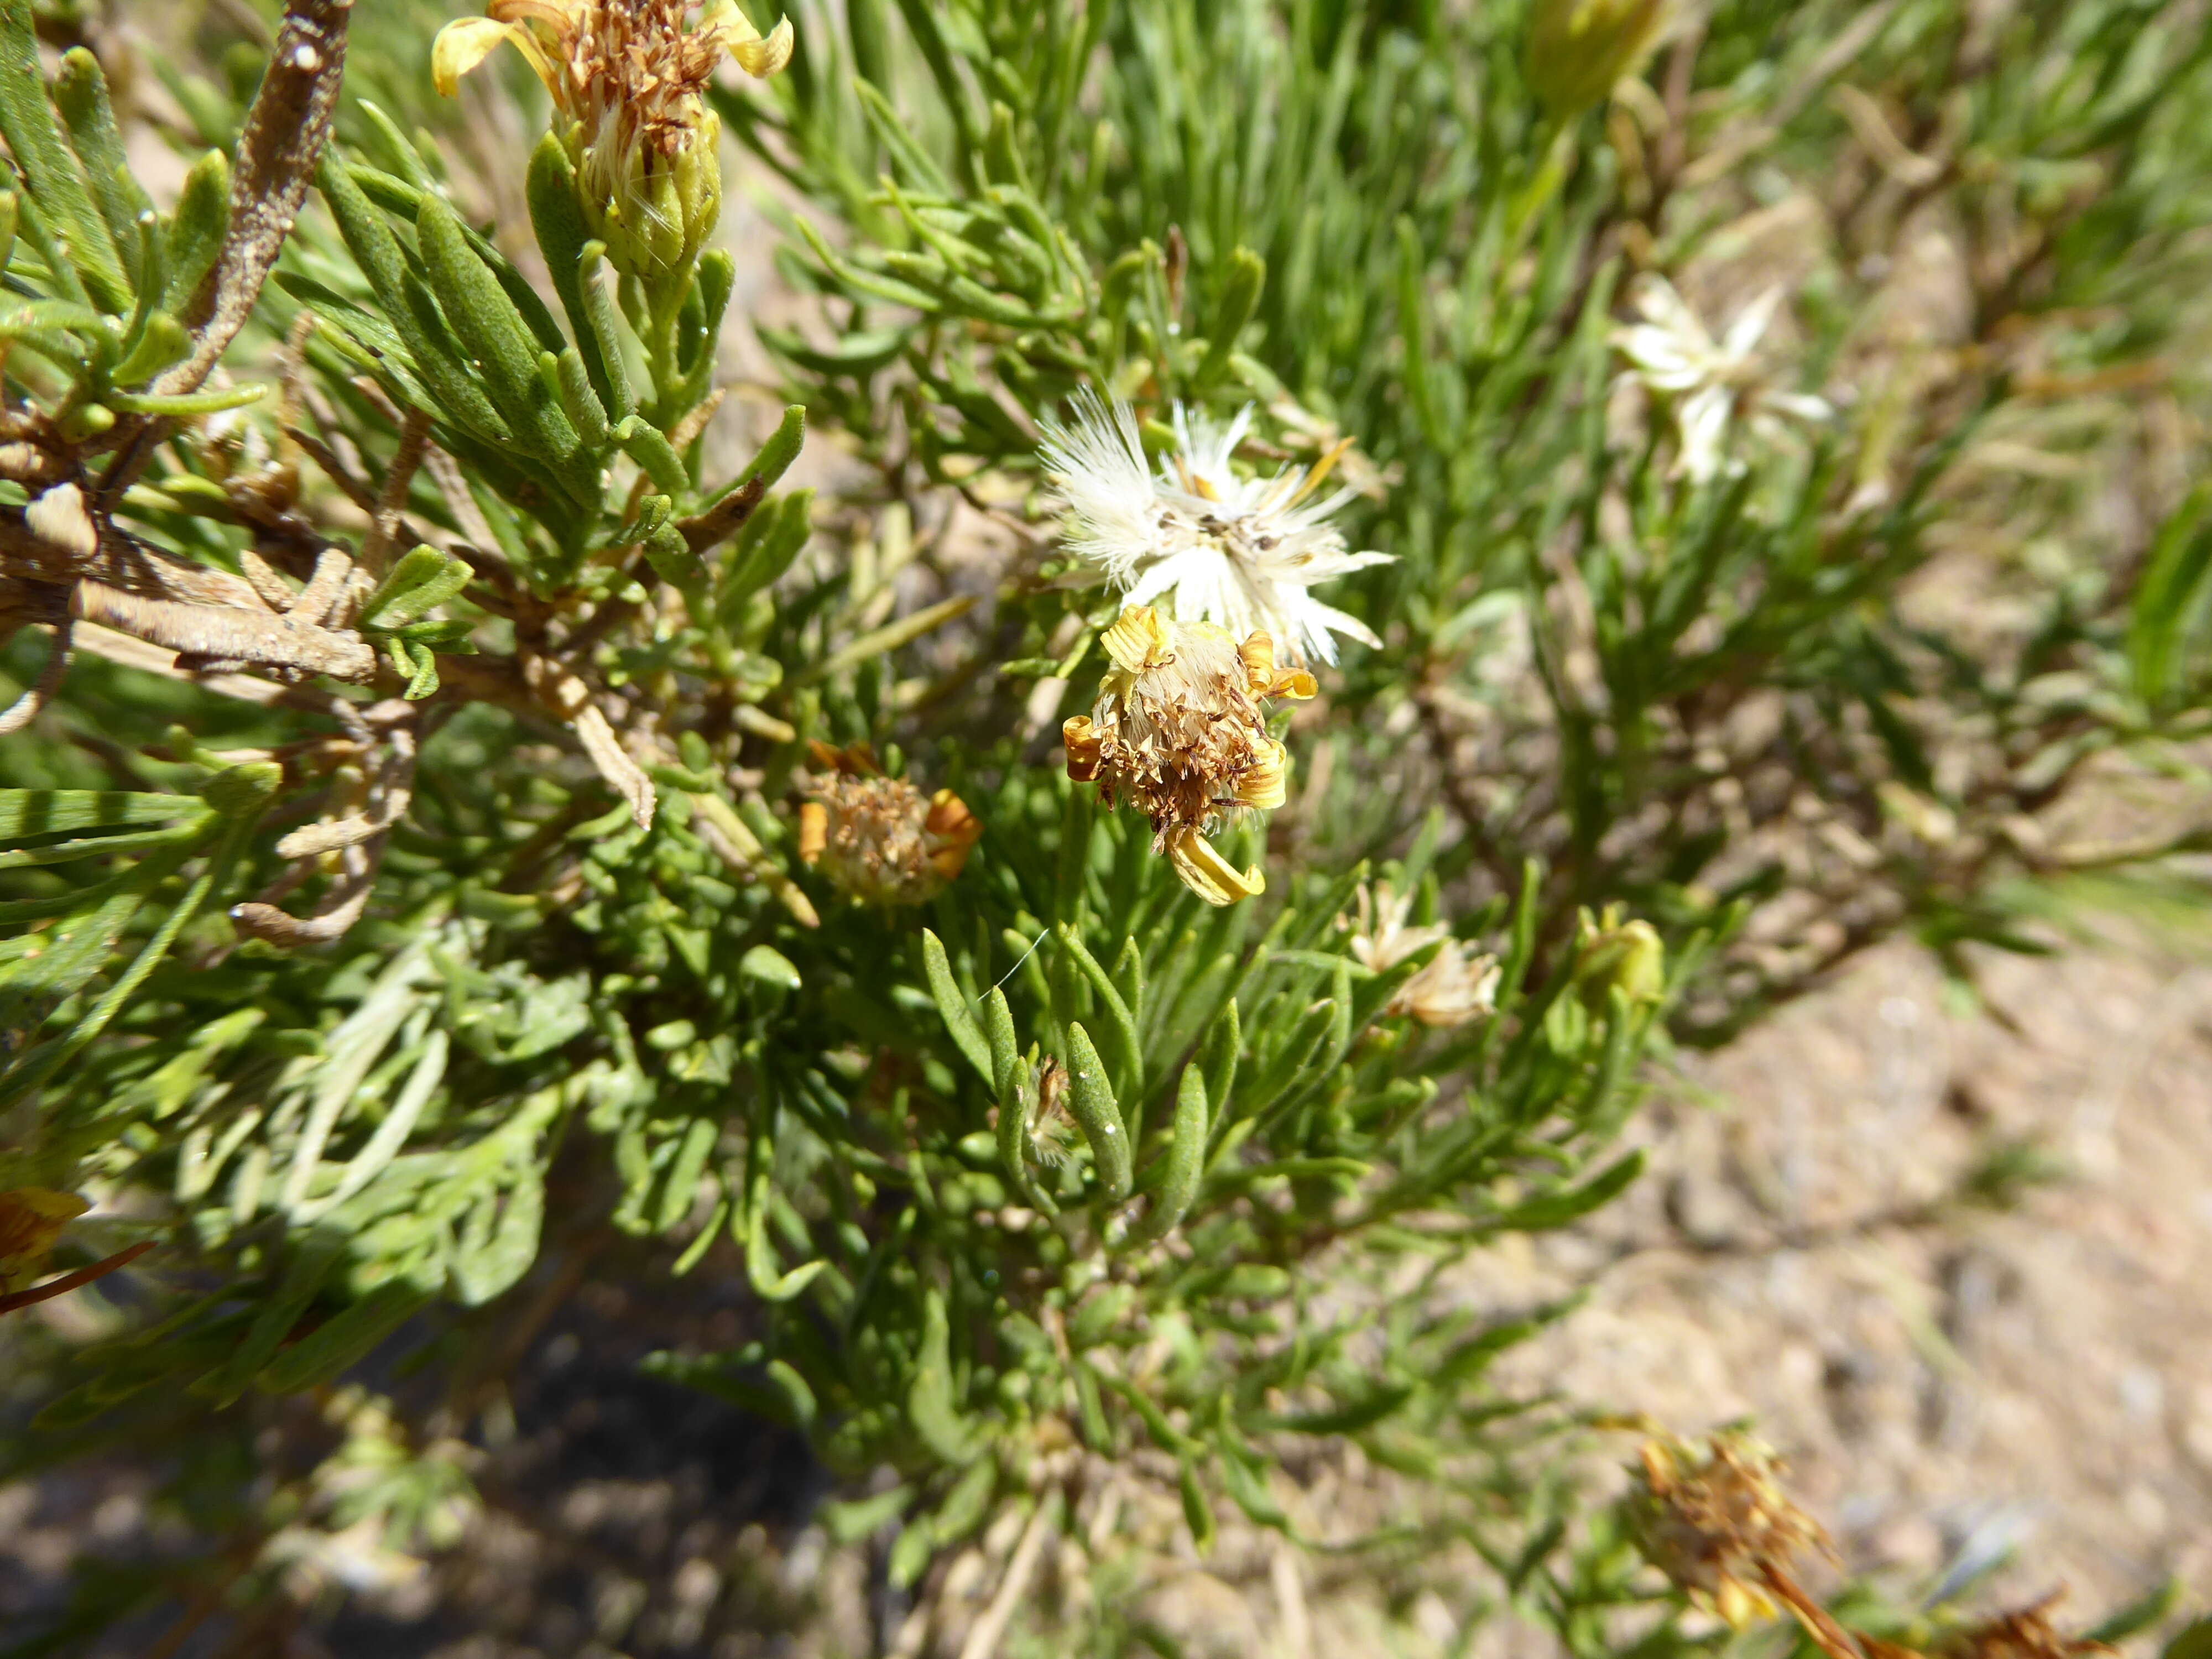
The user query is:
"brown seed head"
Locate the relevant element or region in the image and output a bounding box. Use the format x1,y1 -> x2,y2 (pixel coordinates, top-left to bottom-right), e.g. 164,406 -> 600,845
1062,606 -> 1314,905
1942,1598 -> 2114,1659
797,742 -> 980,906
1628,1431 -> 1834,1630
1029,1057 -> 1078,1167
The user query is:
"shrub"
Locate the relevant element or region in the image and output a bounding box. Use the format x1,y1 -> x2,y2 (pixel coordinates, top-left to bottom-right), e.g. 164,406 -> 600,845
0,0 -> 2206,1650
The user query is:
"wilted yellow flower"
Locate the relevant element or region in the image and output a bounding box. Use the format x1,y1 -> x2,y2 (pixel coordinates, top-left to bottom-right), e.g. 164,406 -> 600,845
432,0 -> 792,282
1525,0 -> 1670,117
1344,882 -> 1499,1027
1062,606 -> 1314,906
1629,1432 -> 1845,1655
797,742 -> 980,906
0,1187 -> 88,1294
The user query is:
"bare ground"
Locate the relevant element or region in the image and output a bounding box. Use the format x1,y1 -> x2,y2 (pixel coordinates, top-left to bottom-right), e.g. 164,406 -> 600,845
1486,935 -> 2212,1626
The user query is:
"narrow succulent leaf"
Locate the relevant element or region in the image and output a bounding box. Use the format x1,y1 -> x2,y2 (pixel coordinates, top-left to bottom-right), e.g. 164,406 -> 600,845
254,1284 -> 432,1394
1063,1022 -> 1131,1203
51,49 -> 151,277
1058,925 -> 1140,1098
526,133 -> 620,415
577,241 -> 636,418
316,155 -> 512,442
105,382 -> 267,416
908,1287 -> 983,1464
415,195 -> 583,468
921,929 -> 993,1081
551,347 -> 611,447
613,414 -> 691,493
1125,1064 -> 1206,1246
161,149 -> 229,314
0,2 -> 128,311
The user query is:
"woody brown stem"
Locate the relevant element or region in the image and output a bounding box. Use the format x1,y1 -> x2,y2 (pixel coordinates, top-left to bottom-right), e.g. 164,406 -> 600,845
156,0 -> 353,398
70,580 -> 379,680
1760,1563 -> 1864,1659
359,406 -> 434,581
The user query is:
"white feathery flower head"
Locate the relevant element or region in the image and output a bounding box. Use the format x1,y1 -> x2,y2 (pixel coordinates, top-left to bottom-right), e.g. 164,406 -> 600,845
1613,274 -> 1832,484
1037,391 -> 1393,665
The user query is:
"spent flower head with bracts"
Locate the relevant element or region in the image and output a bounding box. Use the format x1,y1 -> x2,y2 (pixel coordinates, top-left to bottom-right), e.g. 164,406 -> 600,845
432,0 -> 792,283
1344,883 -> 1500,1027
1613,274 -> 1832,484
1026,1057 -> 1079,1169
1629,1431 -> 1853,1657
1860,1597 -> 2119,1659
1063,606 -> 1315,906
797,743 -> 981,907
1038,392 -> 1392,665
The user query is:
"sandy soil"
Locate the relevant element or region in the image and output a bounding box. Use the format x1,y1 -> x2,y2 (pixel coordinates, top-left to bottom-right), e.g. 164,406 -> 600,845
1488,936 -> 2212,1624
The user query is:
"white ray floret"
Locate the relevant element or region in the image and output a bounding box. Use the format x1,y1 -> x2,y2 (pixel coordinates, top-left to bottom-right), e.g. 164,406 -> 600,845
1037,392 -> 1393,665
1613,274 -> 1832,484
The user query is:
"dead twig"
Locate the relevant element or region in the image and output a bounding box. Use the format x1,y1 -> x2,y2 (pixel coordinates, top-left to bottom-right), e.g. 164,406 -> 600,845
523,651 -> 658,829
231,702 -> 417,947
68,620 -> 343,712
70,580 -> 379,681
2,488 -> 269,610
677,476 -> 767,555
94,0 -> 353,504
954,1494 -> 1057,1659
154,0 -> 352,398
359,406 -> 434,581
0,618 -> 71,735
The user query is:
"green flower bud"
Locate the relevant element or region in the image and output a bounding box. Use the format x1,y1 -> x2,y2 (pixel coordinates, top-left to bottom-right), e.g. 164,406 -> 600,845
1572,904 -> 1666,1008
1525,0 -> 1670,118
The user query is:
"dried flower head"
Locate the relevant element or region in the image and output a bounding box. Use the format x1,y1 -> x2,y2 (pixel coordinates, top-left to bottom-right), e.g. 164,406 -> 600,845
1613,274 -> 1831,484
0,1187 -> 88,1294
1344,882 -> 1500,1027
1063,607 -> 1315,906
797,742 -> 980,906
1629,1432 -> 1842,1647
1942,1598 -> 2114,1659
432,0 -> 792,282
1038,393 -> 1392,665
1027,1057 -> 1078,1168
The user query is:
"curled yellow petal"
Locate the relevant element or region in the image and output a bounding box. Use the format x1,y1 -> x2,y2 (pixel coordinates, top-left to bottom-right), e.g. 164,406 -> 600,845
431,16 -> 549,97
796,801 -> 828,865
1237,738 -> 1289,812
731,14 -> 794,76
1100,606 -> 1172,674
1061,715 -> 1104,782
1239,631 -> 1316,699
1166,828 -> 1265,907
925,789 -> 982,880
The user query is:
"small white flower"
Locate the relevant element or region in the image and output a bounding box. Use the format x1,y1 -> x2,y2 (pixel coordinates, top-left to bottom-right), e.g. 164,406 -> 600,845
1613,275 -> 1831,484
1344,881 -> 1500,1028
1037,392 -> 1393,665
